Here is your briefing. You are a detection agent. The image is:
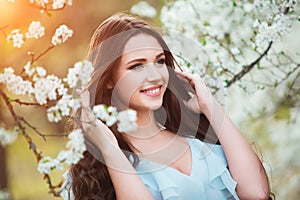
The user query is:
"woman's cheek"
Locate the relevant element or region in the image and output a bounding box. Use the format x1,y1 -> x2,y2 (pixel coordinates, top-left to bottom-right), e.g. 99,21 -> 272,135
111,72 -> 143,109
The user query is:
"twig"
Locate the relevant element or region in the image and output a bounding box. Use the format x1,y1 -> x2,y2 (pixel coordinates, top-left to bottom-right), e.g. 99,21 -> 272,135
0,88 -> 61,196
226,42 -> 273,87
0,88 -> 42,161
0,25 -> 9,31
19,117 -> 46,141
27,2 -> 66,14
0,25 -> 9,38
12,99 -> 50,108
31,45 -> 55,63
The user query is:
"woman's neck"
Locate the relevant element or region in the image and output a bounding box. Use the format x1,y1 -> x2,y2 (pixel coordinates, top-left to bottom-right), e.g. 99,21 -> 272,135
124,110 -> 162,141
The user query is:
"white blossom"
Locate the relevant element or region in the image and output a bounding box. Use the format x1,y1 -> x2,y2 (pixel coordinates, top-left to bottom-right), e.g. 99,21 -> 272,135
92,105 -> 137,130
33,75 -> 63,105
35,66 -> 46,77
231,47 -> 240,55
52,0 -> 72,9
62,129 -> 86,165
46,94 -> 80,122
51,24 -> 73,46
93,104 -> 110,121
67,129 -> 85,150
37,156 -> 63,174
7,29 -> 24,48
117,110 -> 137,132
130,1 -> 157,18
47,106 -> 62,123
0,67 -> 33,95
23,62 -> 35,77
25,21 -> 45,39
105,115 -> 118,127
52,0 -> 65,9
30,0 -> 49,7
0,127 -> 18,147
64,60 -> 94,88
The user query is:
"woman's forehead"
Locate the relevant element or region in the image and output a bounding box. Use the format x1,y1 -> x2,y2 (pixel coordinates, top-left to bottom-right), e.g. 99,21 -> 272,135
122,34 -> 163,55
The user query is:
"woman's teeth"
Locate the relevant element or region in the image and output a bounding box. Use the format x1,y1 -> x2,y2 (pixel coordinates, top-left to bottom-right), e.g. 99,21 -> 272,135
144,88 -> 160,94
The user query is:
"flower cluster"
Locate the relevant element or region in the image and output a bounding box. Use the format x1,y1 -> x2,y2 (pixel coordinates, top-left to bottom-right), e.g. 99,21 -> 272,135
93,105 -> 137,132
6,29 -> 24,48
0,67 -> 33,95
29,0 -> 72,10
47,94 -> 80,122
37,103 -> 138,175
25,21 -> 45,39
116,109 -> 137,132
130,1 -> 157,18
0,127 -> 18,147
6,21 -> 45,48
64,60 -> 94,88
6,22 -> 73,48
154,1 -> 300,198
159,0 -> 298,93
51,25 -> 73,46
0,59 -> 92,124
37,129 -> 85,174
253,13 -> 294,52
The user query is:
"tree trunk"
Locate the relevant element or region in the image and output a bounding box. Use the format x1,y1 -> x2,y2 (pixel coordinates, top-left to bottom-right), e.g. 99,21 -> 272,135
0,146 -> 8,190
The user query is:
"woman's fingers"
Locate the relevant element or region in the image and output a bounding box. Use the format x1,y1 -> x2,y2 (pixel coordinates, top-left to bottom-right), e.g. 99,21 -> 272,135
76,88 -> 90,108
176,70 -> 214,114
176,71 -> 205,90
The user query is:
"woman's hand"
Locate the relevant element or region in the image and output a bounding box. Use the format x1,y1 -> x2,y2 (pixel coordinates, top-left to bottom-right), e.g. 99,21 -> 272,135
76,88 -> 119,151
176,71 -> 215,117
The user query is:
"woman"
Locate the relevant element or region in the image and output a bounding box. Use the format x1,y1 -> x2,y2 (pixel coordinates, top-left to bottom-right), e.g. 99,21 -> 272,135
63,13 -> 271,200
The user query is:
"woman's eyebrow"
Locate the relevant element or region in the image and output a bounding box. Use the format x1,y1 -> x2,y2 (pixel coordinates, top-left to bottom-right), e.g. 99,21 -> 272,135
125,52 -> 165,65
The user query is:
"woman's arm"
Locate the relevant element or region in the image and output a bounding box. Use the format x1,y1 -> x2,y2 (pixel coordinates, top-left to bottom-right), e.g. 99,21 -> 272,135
176,71 -> 270,200
98,140 -> 155,200
204,98 -> 270,200
79,89 -> 154,200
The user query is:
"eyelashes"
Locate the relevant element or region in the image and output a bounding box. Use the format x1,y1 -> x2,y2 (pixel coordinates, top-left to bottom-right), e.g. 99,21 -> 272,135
128,63 -> 144,70
156,58 -> 166,66
128,58 -> 166,70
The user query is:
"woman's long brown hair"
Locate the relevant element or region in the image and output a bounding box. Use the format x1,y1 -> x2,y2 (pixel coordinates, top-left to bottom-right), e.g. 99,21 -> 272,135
68,13 -> 219,200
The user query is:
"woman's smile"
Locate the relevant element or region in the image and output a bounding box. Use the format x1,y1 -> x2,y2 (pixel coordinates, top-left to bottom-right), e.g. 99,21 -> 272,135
140,85 -> 162,97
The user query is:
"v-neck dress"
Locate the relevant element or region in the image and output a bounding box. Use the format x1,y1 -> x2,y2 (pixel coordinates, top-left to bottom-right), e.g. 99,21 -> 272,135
133,137 -> 239,200
61,138 -> 239,200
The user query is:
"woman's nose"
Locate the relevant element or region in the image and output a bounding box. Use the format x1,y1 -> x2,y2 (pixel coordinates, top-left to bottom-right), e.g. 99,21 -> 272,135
146,64 -> 161,82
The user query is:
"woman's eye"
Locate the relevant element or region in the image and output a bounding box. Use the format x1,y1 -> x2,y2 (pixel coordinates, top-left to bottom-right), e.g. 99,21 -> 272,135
128,63 -> 144,70
156,58 -> 166,66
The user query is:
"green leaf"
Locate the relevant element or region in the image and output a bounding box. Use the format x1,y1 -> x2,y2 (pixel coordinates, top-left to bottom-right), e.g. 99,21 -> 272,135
201,38 -> 207,46
203,21 -> 210,26
8,97 -> 15,102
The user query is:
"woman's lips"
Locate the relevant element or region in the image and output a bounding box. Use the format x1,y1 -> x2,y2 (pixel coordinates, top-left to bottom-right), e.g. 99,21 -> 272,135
140,85 -> 162,97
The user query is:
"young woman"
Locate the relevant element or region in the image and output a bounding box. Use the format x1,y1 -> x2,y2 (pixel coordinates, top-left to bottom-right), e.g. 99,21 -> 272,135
62,13 -> 271,200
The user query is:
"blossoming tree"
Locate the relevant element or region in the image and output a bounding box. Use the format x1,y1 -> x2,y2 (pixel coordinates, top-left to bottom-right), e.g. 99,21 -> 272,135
132,0 -> 300,199
0,0 -> 137,198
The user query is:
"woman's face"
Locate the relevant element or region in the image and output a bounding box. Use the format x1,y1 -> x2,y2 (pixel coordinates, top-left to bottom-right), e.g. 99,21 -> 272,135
111,33 -> 169,111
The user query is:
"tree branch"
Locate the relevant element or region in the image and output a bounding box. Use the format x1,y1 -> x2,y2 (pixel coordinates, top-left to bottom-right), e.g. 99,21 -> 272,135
225,42 -> 273,87
0,88 -> 61,196
12,99 -> 50,108
31,45 -> 55,63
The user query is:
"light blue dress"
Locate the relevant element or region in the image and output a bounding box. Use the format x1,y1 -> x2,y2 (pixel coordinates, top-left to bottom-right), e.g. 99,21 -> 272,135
133,137 -> 239,200
61,137 -> 239,200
